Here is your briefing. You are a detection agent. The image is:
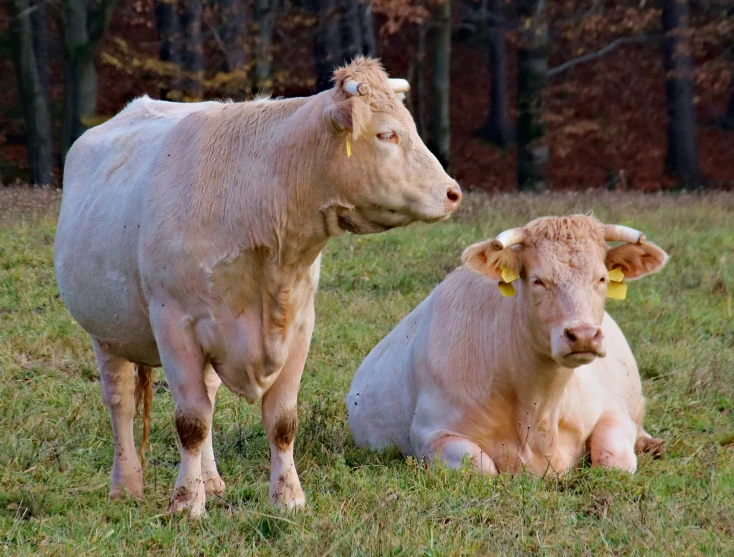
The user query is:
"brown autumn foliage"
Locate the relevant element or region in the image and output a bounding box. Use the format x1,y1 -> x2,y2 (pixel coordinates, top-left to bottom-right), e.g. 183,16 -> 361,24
0,0 -> 732,191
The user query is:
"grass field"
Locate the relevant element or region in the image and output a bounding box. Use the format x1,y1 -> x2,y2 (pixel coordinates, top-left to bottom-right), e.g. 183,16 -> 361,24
1,188 -> 732,555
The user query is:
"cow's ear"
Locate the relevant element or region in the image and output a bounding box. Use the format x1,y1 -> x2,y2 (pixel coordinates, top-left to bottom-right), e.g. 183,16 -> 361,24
462,239 -> 521,280
324,96 -> 371,140
605,241 -> 668,280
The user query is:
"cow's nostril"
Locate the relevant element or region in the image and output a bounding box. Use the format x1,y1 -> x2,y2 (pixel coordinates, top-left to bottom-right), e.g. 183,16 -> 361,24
565,329 -> 577,343
446,185 -> 461,204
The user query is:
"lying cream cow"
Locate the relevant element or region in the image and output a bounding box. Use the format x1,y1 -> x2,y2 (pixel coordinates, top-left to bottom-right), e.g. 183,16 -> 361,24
54,57 -> 461,517
348,215 -> 667,475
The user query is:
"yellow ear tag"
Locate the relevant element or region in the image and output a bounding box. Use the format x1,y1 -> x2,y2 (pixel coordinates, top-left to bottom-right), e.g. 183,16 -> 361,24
606,267 -> 626,300
608,267 -> 625,283
606,281 -> 627,300
498,266 -> 518,297
346,137 -> 352,158
498,281 -> 516,297
500,266 -> 520,283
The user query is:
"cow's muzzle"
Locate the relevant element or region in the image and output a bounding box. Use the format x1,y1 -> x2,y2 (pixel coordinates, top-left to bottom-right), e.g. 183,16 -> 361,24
552,323 -> 606,367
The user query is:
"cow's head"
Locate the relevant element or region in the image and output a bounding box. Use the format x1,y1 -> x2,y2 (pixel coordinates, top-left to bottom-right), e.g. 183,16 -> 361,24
321,57 -> 461,234
462,216 -> 668,368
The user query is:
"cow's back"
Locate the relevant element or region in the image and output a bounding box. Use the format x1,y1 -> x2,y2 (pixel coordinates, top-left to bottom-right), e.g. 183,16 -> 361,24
54,97 -> 221,361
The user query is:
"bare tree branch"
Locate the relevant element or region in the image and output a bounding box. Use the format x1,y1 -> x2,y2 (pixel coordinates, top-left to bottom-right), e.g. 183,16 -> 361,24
548,35 -> 659,77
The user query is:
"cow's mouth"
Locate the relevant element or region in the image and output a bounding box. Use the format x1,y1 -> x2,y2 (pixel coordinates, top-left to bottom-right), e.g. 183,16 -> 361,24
562,351 -> 601,367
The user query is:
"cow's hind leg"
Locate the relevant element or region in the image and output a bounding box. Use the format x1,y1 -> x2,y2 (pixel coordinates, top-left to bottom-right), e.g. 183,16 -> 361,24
261,311 -> 314,509
92,340 -> 144,500
588,414 -> 638,473
152,308 -> 210,519
201,364 -> 225,496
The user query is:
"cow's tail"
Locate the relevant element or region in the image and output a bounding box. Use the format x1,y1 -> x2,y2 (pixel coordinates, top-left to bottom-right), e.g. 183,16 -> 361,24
134,364 -> 154,469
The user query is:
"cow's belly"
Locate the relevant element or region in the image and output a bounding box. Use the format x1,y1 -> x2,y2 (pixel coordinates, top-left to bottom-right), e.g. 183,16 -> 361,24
56,244 -> 158,364
55,183 -> 156,363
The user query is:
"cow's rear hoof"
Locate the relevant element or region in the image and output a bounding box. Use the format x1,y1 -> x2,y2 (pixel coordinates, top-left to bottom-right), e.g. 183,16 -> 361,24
109,482 -> 143,501
204,474 -> 226,497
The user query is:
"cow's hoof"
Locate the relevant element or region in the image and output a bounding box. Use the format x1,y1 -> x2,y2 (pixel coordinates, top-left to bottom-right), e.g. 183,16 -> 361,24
170,483 -> 206,519
204,474 -> 226,496
270,486 -> 306,511
109,478 -> 144,500
636,436 -> 666,459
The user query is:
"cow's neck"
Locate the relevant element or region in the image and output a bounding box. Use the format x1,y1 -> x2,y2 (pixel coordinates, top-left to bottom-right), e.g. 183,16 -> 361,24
198,93 -> 339,271
503,304 -> 577,447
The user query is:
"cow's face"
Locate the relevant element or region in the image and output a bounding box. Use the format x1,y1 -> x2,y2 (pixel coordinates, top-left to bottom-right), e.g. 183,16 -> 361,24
463,216 -> 668,368
321,59 -> 461,234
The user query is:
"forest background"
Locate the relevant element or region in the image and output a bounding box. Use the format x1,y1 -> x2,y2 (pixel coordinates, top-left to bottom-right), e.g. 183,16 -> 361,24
1,0 -> 733,191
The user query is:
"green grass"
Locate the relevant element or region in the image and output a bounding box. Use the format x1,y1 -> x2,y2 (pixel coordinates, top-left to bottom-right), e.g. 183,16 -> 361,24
1,190 -> 732,555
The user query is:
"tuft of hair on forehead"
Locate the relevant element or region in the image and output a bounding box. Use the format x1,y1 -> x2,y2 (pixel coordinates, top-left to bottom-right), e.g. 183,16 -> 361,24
522,215 -> 605,246
331,56 -> 397,106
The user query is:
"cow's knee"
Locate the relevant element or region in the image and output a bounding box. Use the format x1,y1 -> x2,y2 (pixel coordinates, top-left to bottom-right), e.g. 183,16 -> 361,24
272,408 -> 298,450
590,416 -> 638,473
175,411 -> 209,454
427,435 -> 498,475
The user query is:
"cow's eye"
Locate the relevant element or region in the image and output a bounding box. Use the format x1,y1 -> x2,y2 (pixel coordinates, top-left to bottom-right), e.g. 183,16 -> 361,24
599,276 -> 607,283
532,278 -> 546,288
377,131 -> 398,144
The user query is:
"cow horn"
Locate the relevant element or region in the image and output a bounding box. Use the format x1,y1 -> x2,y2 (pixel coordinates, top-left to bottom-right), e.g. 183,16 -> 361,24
388,78 -> 410,93
344,80 -> 369,96
491,228 -> 525,251
604,224 -> 646,244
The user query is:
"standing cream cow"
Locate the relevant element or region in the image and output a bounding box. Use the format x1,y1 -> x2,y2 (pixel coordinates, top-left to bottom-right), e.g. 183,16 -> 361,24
54,57 -> 461,517
348,215 -> 666,475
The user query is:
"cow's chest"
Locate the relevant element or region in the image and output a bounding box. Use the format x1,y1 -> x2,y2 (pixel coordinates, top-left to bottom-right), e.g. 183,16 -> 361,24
480,412 -> 590,475
195,259 -> 319,403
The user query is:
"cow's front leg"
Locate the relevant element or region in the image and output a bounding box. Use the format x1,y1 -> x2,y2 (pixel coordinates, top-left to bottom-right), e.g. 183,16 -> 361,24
588,414 -> 638,473
201,364 -> 225,496
153,309 -> 210,518
261,310 -> 314,509
423,435 -> 499,474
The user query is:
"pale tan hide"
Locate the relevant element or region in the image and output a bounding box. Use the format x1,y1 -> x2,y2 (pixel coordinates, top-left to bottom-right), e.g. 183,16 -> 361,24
348,215 -> 667,476
54,57 -> 461,518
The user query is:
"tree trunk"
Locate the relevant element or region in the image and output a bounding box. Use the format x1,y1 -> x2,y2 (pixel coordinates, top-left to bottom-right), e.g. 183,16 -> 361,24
359,1 -> 376,57
662,0 -> 701,187
411,2 -> 428,139
155,0 -> 183,100
60,0 -> 119,157
314,0 -> 342,92
480,0 -> 512,147
428,0 -> 451,170
220,0 -> 246,74
10,0 -> 54,186
516,0 -> 549,192
180,0 -> 204,99
342,0 -> 362,60
724,70 -> 734,129
255,0 -> 278,89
